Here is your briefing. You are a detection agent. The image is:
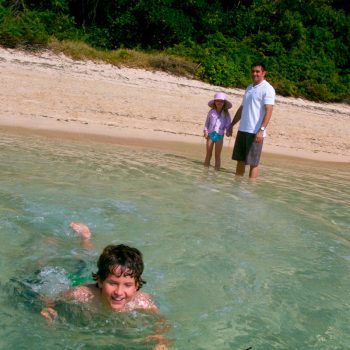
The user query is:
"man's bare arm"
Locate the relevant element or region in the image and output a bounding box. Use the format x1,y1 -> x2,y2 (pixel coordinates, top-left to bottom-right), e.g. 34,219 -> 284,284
255,104 -> 274,143
227,105 -> 243,136
231,105 -> 243,127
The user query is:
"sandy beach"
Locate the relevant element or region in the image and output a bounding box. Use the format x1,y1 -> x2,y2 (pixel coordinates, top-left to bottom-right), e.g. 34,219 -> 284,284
1,47 -> 349,167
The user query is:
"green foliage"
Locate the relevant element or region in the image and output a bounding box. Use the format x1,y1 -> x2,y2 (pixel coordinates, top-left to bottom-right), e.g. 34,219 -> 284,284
48,39 -> 196,78
175,33 -> 252,88
148,54 -> 197,77
0,5 -> 48,47
0,0 -> 349,102
0,0 -> 78,47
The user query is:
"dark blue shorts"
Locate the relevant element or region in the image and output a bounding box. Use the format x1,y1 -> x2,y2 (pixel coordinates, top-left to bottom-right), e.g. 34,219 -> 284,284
232,131 -> 264,166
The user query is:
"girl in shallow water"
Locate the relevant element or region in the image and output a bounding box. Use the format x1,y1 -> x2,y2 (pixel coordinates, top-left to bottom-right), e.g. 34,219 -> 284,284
203,92 -> 232,170
40,221 -> 167,349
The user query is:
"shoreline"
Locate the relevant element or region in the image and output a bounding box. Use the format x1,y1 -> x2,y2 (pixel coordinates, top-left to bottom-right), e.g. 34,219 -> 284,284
2,122 -> 349,172
1,46 -> 349,167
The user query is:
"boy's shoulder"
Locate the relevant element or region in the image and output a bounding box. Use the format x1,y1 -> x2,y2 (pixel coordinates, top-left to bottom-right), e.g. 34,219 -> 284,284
126,291 -> 158,312
66,283 -> 97,302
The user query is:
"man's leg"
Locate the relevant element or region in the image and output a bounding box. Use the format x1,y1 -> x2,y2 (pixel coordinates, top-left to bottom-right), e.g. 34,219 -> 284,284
236,161 -> 246,176
232,131 -> 246,175
249,165 -> 259,178
246,136 -> 263,179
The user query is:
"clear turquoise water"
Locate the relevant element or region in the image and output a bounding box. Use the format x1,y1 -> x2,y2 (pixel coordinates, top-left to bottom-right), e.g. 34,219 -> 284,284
0,132 -> 349,350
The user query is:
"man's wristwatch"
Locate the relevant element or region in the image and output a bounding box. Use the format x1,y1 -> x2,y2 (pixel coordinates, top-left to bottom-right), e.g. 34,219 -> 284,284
260,126 -> 266,131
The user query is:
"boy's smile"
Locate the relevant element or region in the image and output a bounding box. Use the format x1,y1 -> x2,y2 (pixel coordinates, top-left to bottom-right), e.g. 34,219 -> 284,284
98,268 -> 138,310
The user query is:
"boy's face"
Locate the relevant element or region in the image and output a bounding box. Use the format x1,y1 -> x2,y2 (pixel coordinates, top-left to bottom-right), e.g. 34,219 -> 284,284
98,267 -> 138,310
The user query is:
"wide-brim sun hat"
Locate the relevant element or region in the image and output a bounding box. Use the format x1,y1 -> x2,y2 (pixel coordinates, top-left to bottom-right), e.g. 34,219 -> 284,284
208,92 -> 232,109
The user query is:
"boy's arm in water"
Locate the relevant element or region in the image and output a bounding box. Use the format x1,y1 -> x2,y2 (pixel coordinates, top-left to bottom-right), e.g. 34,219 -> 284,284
130,291 -> 170,349
147,316 -> 171,350
146,311 -> 171,350
40,302 -> 57,326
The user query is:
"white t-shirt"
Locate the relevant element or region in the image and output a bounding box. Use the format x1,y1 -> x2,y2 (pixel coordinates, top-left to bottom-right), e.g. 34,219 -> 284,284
239,80 -> 275,135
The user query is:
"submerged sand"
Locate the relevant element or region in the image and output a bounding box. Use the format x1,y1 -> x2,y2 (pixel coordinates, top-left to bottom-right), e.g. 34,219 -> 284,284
0,47 -> 349,167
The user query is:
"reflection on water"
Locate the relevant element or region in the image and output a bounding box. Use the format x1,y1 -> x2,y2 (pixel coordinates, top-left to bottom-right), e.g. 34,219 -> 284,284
0,133 -> 349,349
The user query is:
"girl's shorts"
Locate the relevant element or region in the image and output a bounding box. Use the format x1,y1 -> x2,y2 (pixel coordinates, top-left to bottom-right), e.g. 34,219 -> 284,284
208,131 -> 224,142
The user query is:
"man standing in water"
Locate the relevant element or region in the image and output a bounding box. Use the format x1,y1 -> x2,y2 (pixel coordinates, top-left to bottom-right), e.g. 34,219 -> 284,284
228,63 -> 275,178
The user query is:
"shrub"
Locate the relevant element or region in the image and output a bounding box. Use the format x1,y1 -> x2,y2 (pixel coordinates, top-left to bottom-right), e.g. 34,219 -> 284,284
148,54 -> 197,77
0,7 -> 48,48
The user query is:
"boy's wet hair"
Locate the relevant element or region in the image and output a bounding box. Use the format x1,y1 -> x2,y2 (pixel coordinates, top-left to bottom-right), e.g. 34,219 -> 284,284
92,244 -> 146,290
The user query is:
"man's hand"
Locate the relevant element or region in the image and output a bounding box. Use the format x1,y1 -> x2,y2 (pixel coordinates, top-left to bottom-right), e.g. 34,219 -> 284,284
254,130 -> 264,143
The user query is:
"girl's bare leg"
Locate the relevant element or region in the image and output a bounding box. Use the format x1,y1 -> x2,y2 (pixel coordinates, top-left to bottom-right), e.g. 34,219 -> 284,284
204,138 -> 214,167
214,139 -> 223,170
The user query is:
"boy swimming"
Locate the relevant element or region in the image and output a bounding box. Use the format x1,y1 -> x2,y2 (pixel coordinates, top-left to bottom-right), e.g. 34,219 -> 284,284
41,222 -> 157,319
40,222 -> 167,349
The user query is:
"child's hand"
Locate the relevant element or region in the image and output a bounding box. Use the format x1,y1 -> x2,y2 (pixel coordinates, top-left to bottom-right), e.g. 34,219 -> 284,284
203,131 -> 208,139
40,307 -> 57,326
147,334 -> 169,350
226,128 -> 232,137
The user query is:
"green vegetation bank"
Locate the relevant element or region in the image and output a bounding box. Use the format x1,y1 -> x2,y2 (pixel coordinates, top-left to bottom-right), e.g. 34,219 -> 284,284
1,0 -> 349,102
